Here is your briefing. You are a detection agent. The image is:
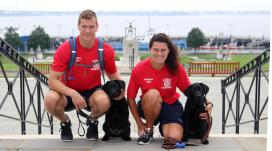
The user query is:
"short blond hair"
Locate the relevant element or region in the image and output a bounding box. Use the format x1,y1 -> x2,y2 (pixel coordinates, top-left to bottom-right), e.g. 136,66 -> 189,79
78,9 -> 98,25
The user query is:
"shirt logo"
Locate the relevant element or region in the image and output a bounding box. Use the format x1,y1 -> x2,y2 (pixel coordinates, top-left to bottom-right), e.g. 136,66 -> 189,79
76,57 -> 81,63
91,59 -> 100,70
162,78 -> 171,89
144,78 -> 153,84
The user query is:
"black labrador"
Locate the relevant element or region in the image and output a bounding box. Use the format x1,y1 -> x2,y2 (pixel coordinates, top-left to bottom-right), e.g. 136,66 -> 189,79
101,80 -> 131,141
183,82 -> 211,144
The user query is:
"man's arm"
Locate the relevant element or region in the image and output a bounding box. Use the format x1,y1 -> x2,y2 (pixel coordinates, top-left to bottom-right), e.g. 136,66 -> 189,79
48,70 -> 86,111
106,72 -> 122,80
48,70 -> 74,96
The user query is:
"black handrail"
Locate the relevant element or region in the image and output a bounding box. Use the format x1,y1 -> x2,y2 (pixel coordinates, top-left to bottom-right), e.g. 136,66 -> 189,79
0,37 -> 53,134
221,48 -> 269,134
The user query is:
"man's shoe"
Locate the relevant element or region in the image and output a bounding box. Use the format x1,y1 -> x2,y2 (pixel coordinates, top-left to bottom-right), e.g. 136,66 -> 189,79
60,116 -> 73,141
86,118 -> 99,140
137,129 -> 153,145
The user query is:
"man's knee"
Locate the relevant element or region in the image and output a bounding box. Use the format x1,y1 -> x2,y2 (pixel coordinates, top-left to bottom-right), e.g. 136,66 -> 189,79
90,90 -> 110,111
44,90 -> 64,110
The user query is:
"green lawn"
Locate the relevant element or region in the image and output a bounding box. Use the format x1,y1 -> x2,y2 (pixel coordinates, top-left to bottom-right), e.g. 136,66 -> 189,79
0,56 -> 19,71
0,52 -> 269,71
139,52 -> 269,71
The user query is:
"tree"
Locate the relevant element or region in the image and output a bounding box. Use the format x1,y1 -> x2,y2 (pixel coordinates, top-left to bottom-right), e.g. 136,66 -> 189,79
4,26 -> 23,50
28,25 -> 50,51
187,27 -> 208,55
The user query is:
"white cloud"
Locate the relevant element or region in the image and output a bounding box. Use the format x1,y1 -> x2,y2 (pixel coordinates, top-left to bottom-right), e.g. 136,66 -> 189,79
0,0 -> 271,11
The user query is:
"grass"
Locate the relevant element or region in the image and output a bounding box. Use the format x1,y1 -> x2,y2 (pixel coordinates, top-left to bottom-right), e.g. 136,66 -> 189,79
138,52 -> 269,71
0,56 -> 19,71
1,52 -> 269,71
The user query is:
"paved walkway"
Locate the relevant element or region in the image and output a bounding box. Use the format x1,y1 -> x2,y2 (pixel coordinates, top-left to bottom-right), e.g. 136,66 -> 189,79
0,134 -> 267,151
0,76 -> 269,150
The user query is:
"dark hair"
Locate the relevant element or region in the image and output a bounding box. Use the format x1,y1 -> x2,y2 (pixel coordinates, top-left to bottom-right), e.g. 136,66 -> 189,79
149,33 -> 180,75
78,9 -> 98,25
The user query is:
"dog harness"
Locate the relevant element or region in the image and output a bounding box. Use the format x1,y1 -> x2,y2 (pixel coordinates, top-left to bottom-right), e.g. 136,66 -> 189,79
64,36 -> 106,83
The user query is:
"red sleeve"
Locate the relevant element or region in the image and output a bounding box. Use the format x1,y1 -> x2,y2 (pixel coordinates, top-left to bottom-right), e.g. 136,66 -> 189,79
177,64 -> 191,92
103,43 -> 117,74
51,40 -> 70,72
127,67 -> 140,99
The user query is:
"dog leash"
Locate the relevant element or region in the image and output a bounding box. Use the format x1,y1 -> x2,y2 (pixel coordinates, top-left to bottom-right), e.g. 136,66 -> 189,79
200,110 -> 212,144
76,109 -> 90,137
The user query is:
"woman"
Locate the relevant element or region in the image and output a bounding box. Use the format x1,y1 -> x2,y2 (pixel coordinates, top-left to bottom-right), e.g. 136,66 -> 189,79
127,33 -> 212,147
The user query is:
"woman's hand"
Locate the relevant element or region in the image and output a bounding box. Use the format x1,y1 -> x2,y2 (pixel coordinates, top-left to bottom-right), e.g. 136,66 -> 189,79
199,102 -> 213,120
137,122 -> 147,136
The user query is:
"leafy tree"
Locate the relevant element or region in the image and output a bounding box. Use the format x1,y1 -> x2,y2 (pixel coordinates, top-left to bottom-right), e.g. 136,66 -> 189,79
187,27 -> 208,55
4,26 -> 23,50
28,25 -> 50,51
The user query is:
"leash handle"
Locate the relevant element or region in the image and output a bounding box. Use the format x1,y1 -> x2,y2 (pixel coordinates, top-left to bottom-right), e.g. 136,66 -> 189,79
76,111 -> 88,137
76,109 -> 102,137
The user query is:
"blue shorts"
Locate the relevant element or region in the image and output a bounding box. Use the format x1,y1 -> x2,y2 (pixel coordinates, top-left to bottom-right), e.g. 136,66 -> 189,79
64,85 -> 101,112
137,100 -> 184,136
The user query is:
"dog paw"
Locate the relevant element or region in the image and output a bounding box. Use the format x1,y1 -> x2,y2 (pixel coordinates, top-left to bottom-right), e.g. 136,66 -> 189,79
201,139 -> 209,145
102,136 -> 109,141
122,136 -> 131,141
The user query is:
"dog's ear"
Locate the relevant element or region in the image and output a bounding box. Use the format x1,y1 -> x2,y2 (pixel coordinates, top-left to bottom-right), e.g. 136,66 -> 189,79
200,83 -> 209,95
116,80 -> 126,89
184,85 -> 192,98
102,81 -> 110,91
105,81 -> 111,86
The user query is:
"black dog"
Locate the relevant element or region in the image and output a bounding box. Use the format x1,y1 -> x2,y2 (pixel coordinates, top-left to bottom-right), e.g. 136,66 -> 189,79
183,83 -> 211,144
101,80 -> 131,141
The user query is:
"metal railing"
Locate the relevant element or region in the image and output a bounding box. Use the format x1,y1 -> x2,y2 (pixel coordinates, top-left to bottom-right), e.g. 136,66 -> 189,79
221,48 -> 269,134
0,37 -> 53,134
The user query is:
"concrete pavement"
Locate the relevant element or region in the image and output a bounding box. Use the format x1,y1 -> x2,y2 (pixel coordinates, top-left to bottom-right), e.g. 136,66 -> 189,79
0,134 -> 267,151
0,75 -> 269,150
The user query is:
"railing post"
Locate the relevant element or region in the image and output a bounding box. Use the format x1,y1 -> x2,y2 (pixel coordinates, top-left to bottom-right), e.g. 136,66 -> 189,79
235,79 -> 240,134
221,79 -> 226,134
132,48 -> 134,69
212,62 -> 215,77
37,81 -> 42,134
254,65 -> 261,134
188,62 -> 191,76
20,67 -> 26,135
50,115 -> 54,134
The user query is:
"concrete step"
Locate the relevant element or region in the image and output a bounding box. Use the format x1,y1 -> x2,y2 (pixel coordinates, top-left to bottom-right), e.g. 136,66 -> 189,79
0,134 -> 267,151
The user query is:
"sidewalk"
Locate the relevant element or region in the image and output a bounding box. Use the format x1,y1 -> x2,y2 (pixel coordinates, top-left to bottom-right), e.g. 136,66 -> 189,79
0,76 -> 268,150
0,134 -> 267,151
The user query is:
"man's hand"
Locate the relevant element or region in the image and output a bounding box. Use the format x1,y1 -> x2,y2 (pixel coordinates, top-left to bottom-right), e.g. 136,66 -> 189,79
70,91 -> 87,112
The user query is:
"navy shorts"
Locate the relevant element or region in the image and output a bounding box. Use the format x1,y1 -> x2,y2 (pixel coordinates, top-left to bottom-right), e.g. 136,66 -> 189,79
65,85 -> 101,112
137,100 -> 184,136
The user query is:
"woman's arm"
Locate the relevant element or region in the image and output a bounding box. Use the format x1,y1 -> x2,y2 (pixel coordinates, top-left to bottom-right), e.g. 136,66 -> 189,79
128,98 -> 146,136
199,99 -> 213,120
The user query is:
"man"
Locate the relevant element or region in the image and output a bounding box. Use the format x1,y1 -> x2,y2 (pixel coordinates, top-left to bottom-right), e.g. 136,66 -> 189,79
44,9 -> 122,141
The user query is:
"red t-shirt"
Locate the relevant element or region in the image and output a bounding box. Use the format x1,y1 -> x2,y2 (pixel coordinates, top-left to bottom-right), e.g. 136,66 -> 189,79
127,57 -> 191,104
51,36 -> 117,91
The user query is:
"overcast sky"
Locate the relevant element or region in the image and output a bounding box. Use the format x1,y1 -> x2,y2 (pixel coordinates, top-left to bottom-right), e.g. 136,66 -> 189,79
0,0 -> 271,12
